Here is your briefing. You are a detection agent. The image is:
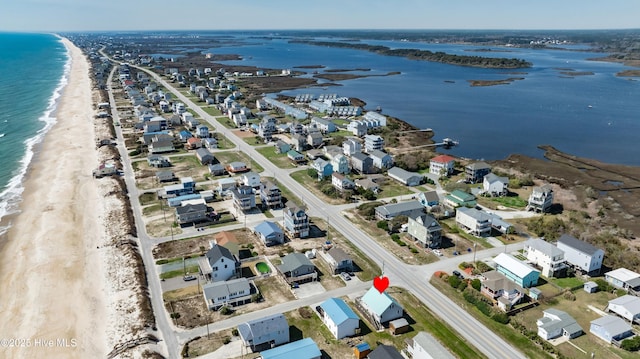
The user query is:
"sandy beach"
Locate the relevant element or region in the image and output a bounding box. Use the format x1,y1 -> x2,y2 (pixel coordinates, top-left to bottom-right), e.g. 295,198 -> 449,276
0,38 -> 107,358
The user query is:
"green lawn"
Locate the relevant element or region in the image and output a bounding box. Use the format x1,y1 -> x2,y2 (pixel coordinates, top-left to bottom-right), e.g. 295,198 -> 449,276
242,136 -> 263,146
256,147 -> 298,169
290,170 -> 346,205
215,117 -> 237,129
160,265 -> 200,279
550,277 -> 584,288
212,134 -> 235,150
377,181 -> 414,199
490,195 -> 528,209
201,107 -> 222,116
213,151 -> 264,173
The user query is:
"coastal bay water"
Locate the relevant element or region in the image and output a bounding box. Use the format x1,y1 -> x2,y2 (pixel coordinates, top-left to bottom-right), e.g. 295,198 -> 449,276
200,32 -> 640,165
0,33 -> 69,234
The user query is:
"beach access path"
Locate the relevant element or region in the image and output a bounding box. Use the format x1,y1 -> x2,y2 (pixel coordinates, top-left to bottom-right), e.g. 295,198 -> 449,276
0,39 -> 108,358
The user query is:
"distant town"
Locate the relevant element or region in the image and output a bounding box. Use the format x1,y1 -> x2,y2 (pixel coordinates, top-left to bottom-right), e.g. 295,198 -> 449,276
69,31 -> 640,359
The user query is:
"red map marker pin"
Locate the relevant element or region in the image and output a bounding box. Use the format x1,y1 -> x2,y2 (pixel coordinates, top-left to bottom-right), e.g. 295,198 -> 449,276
373,276 -> 389,293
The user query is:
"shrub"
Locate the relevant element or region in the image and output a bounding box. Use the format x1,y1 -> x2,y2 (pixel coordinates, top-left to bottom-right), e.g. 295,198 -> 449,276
410,247 -> 419,254
492,312 -> 510,324
231,328 -> 239,337
448,275 -> 461,288
391,234 -> 400,241
377,220 -> 389,231
476,301 -> 493,316
471,279 -> 482,291
463,289 -> 479,305
621,336 -> 640,351
299,307 -> 314,319
220,306 -> 233,315
563,290 -> 576,301
457,280 -> 468,291
223,337 -> 231,345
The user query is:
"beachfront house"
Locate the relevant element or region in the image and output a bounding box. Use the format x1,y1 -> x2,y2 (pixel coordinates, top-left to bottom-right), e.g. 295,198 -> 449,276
556,234 -> 604,275
202,278 -> 253,310
480,271 -> 525,312
589,315 -> 634,344
350,152 -> 373,174
465,161 -> 491,183
369,150 -> 393,170
198,244 -> 240,282
483,173 -> 509,197
364,135 -> 384,153
260,338 -> 321,359
231,185 -> 256,212
331,173 -> 355,191
331,154 -> 350,174
606,295 -> 640,323
527,184 -> 554,212
312,158 -> 333,180
343,138 -> 362,156
429,155 -> 456,176
175,203 -> 208,225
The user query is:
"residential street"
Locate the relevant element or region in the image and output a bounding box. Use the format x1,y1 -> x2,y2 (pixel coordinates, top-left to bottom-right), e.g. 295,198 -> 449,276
105,57 -> 529,359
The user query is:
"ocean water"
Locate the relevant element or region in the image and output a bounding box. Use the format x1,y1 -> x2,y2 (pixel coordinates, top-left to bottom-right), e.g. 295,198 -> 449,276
200,32 -> 640,165
0,33 -> 70,235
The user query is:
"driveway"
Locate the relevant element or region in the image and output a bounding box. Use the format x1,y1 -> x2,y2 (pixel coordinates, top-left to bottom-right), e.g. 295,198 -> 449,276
292,281 -> 326,299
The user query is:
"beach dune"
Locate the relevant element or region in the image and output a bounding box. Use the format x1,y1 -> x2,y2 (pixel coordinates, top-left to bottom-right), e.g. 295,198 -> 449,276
0,38 -> 107,358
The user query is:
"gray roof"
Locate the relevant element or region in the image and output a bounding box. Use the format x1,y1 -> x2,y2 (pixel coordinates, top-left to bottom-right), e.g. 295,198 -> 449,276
539,309 -> 582,336
196,148 -> 213,158
466,161 -> 491,170
368,345 -> 403,359
238,313 -> 288,343
156,170 -> 175,180
484,172 -> 508,184
421,191 -> 439,203
376,201 -> 424,217
609,295 -> 640,315
590,315 -> 632,336
557,234 -> 603,256
205,244 -> 235,264
368,149 -> 390,159
482,271 -> 524,293
526,238 -> 565,258
327,247 -> 351,263
351,152 -> 371,162
176,203 -> 207,215
388,166 -> 422,182
456,207 -> 492,222
203,278 -> 250,302
411,332 -> 455,359
278,253 -> 313,273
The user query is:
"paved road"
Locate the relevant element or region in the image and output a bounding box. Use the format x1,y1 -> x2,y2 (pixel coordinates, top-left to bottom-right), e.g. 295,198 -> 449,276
104,57 -> 528,359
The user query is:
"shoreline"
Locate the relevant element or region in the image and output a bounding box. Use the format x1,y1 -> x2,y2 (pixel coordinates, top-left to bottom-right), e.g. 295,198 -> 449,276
0,38 -> 71,236
0,38 -> 108,358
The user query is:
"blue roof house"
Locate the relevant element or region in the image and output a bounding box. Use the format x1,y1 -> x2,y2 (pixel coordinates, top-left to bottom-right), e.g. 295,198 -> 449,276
254,221 -> 285,246
360,287 -> 404,328
312,158 -> 333,180
319,298 -> 360,339
259,338 -> 321,359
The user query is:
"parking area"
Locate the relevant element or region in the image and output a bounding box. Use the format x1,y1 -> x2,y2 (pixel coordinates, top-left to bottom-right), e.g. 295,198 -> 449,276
292,281 -> 326,299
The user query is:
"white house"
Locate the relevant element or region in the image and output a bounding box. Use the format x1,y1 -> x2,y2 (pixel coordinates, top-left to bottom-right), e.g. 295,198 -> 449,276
388,167 -> 422,187
405,332 -> 456,359
342,138 -> 362,156
364,134 -> 384,152
359,286 -> 403,328
198,244 -> 239,282
556,234 -> 604,275
331,154 -> 350,175
241,171 -> 261,188
455,207 -> 492,237
318,298 -> 360,339
527,184 -> 554,212
606,295 -> 640,323
523,238 -> 568,278
238,313 -> 289,351
369,149 -> 393,170
590,315 -> 634,344
331,173 -> 355,191
202,278 -> 252,310
483,173 -> 509,196
429,154 -> 456,176
605,268 -> 640,292
536,308 -> 583,340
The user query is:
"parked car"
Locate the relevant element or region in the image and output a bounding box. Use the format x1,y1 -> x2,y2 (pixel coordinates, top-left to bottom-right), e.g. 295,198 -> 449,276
183,275 -> 196,281
452,270 -> 463,279
340,272 -> 351,281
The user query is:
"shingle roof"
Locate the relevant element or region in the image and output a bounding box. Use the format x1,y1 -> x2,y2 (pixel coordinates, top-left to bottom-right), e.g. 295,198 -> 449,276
320,298 -> 358,326
557,234 -> 603,256
367,344 -> 404,359
375,201 -> 423,217
205,244 -> 235,264
278,253 -> 313,273
539,309 -> 582,336
411,332 -> 455,359
431,154 -> 456,163
526,238 -> 565,258
327,247 -> 352,264
254,221 -> 283,236
202,278 -> 250,303
238,313 -> 288,344
466,161 -> 491,170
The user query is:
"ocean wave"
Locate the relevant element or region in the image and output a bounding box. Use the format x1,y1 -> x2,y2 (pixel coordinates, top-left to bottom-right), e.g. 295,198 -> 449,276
0,37 -> 72,232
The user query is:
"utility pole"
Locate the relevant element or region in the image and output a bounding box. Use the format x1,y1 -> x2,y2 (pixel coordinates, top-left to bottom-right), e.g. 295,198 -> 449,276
473,242 -> 477,264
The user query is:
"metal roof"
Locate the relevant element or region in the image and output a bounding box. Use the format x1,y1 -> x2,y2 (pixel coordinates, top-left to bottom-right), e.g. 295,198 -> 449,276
494,253 -> 540,279
557,234 -> 603,256
361,286 -> 402,317
260,338 -> 321,359
320,298 -> 358,326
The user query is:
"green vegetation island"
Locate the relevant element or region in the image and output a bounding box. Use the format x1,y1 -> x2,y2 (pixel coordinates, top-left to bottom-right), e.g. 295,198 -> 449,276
290,40 -> 533,69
